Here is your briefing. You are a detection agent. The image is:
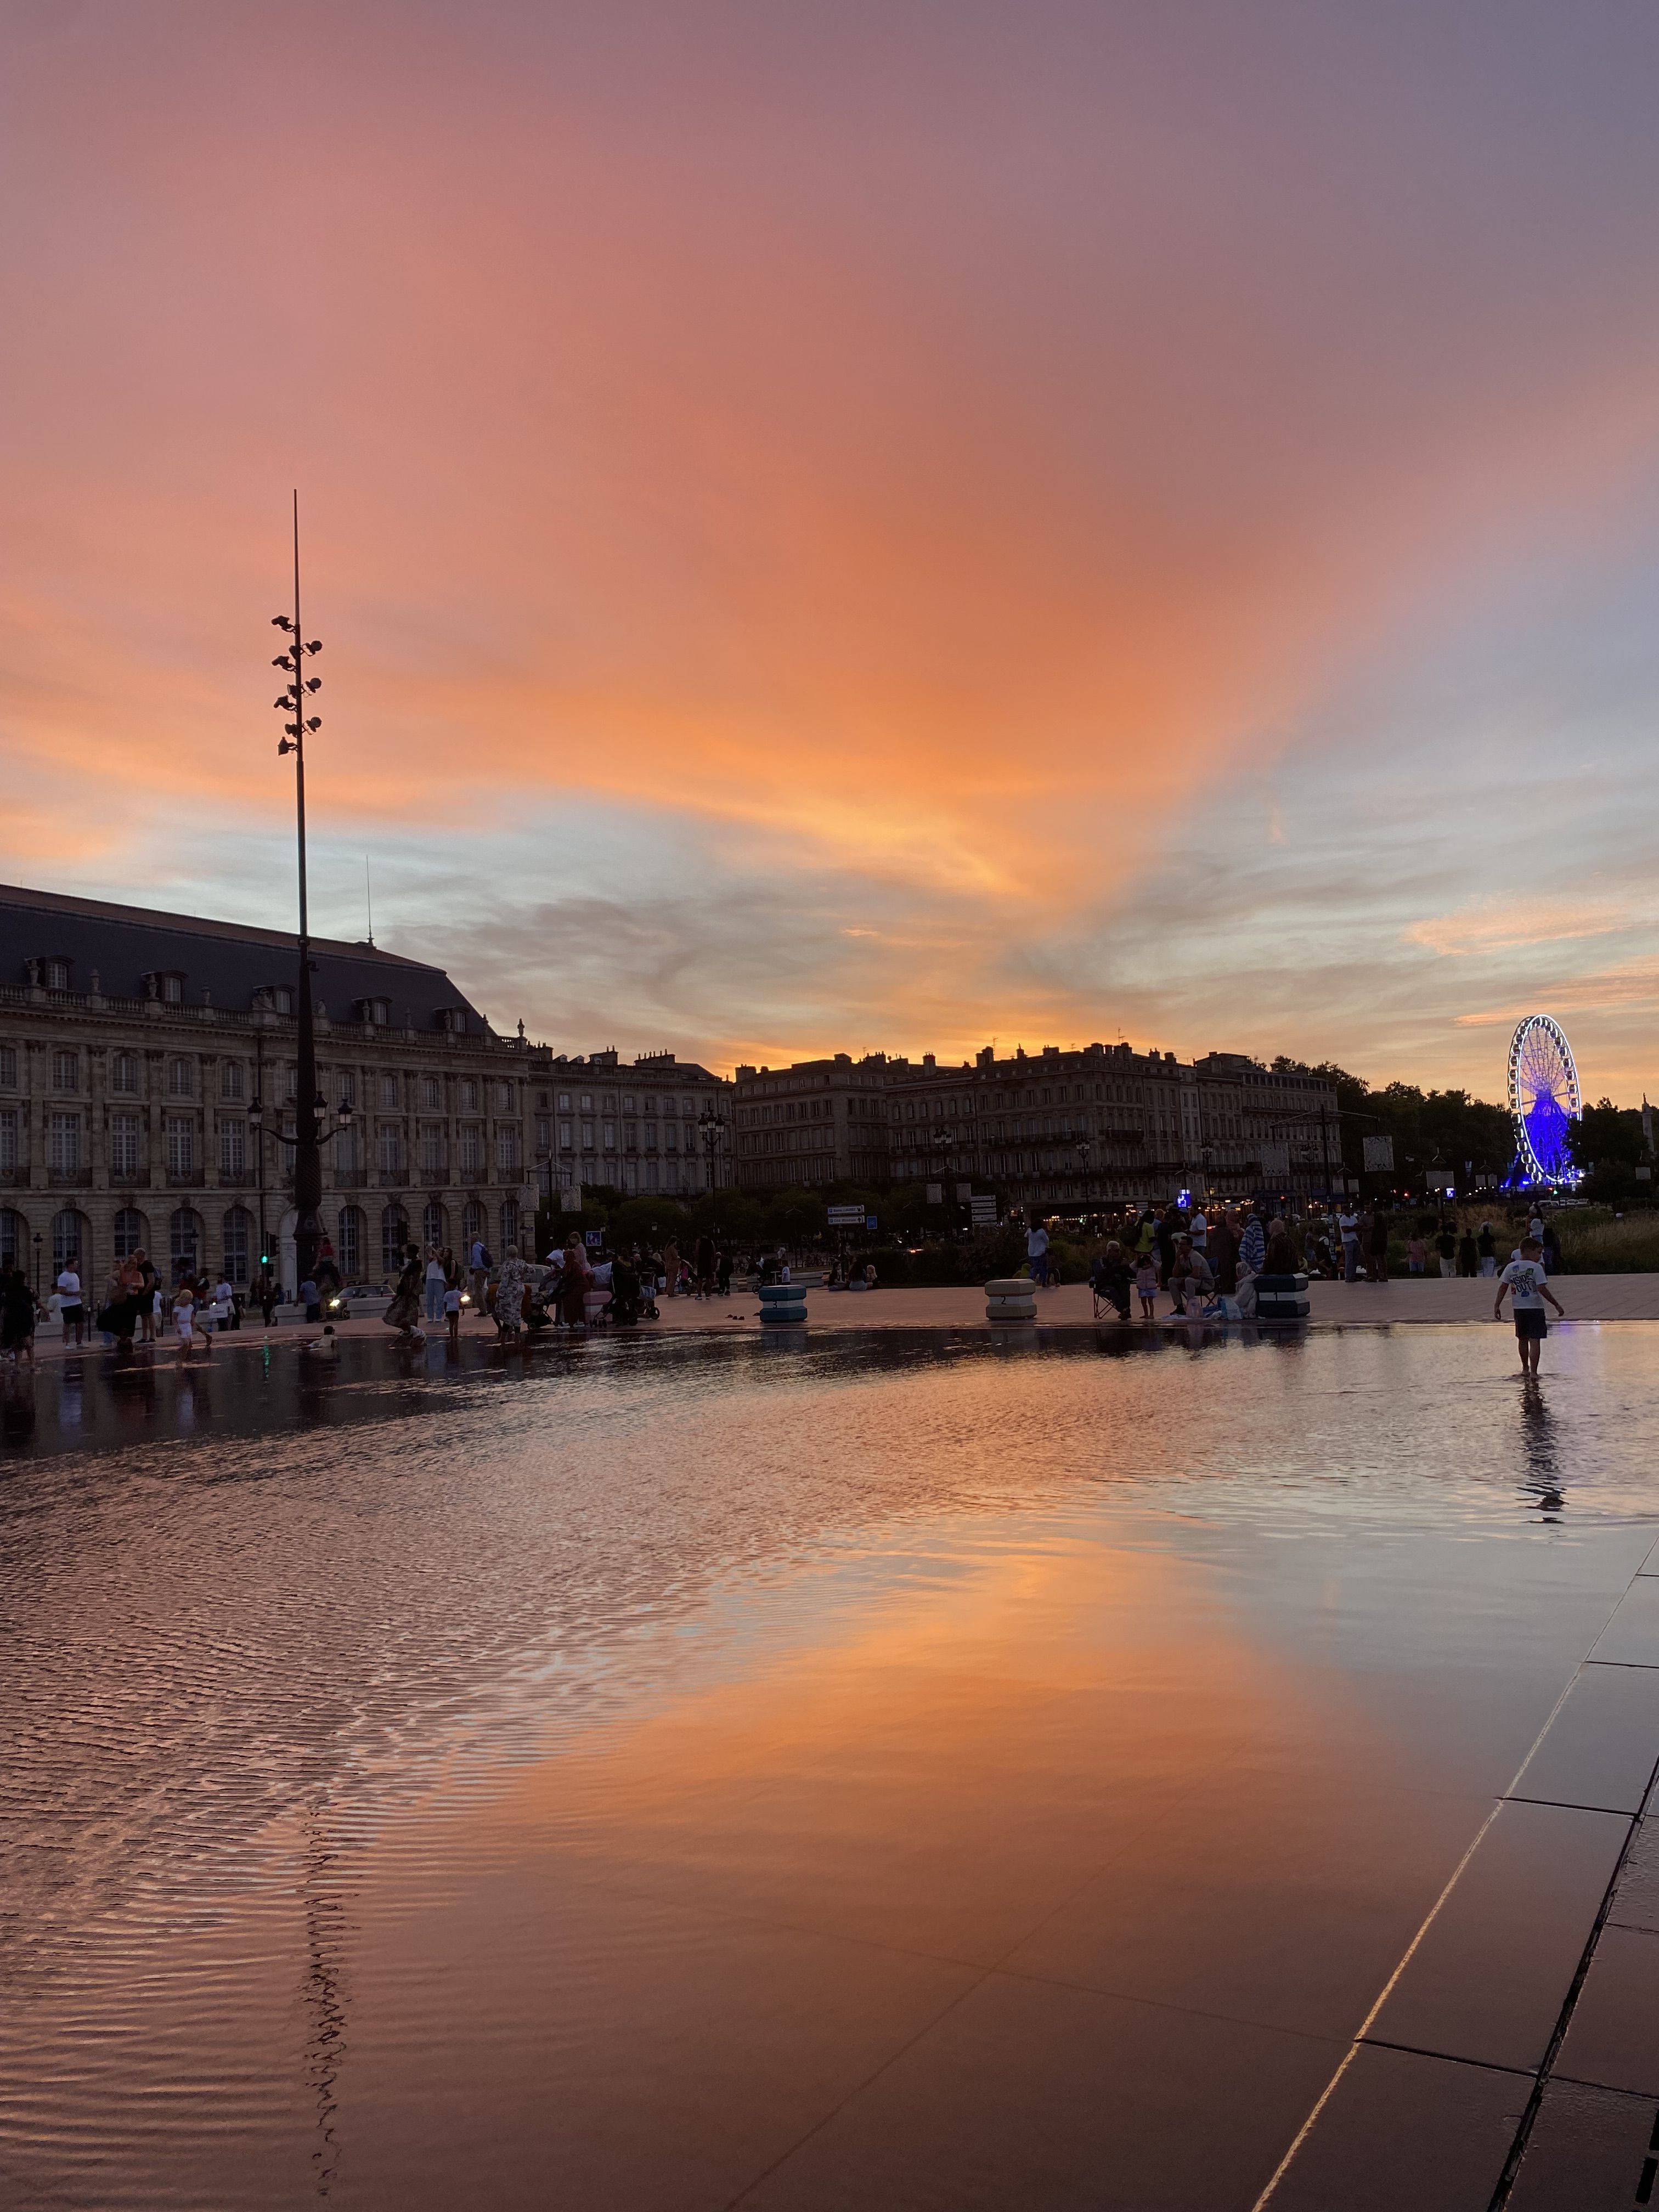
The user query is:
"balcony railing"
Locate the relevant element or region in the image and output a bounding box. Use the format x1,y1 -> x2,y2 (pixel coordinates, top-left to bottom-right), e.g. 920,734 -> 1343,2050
166,1168 -> 205,1188
377,1167 -> 410,1188
48,1166 -> 93,1187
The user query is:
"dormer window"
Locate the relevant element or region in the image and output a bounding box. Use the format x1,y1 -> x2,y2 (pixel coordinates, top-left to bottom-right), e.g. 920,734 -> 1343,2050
272,985 -> 294,1015
356,997 -> 391,1026
42,957 -> 71,991
144,970 -> 185,1003
436,1007 -> 467,1034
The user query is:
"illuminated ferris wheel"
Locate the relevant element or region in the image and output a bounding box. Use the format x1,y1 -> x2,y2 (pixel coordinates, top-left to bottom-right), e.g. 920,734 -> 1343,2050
1508,1014 -> 1581,1184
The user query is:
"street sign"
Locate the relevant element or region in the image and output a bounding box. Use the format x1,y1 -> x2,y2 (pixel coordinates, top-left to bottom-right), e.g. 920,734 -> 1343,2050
1362,1135 -> 1396,1173
584,1229 -> 603,1247
866,1215 -> 878,1231
969,1194 -> 997,1226
827,1205 -> 865,1226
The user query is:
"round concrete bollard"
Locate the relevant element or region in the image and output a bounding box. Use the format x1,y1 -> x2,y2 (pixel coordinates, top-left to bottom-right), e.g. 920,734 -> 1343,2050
758,1282 -> 808,1326
984,1277 -> 1037,1322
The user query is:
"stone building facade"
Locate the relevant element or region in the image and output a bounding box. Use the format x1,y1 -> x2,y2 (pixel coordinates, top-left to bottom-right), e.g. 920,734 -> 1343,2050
0,884 -> 541,1296
541,1048 -> 733,1199
733,1042 -> 1340,1209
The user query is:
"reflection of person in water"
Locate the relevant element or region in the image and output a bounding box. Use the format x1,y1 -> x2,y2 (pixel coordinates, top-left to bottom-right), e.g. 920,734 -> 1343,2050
1518,1374 -> 1564,1519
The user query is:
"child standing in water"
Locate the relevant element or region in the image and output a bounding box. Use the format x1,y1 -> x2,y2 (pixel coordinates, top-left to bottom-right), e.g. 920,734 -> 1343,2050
1135,1252 -> 1158,1318
1494,1238 -> 1564,1375
444,1279 -> 462,1347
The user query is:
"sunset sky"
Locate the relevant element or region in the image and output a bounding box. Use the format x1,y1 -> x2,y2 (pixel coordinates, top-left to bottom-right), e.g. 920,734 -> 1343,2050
5,3 -> 1659,1097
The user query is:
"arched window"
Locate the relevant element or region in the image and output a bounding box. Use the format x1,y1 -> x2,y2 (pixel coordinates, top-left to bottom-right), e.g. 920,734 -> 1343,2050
167,1056 -> 193,1098
111,1052 -> 138,1095
113,1207 -> 149,1261
52,1207 -> 89,1277
170,1207 -> 202,1281
337,1205 -> 364,1280
461,1198 -> 484,1251
52,1049 -> 78,1091
220,1060 -> 246,1101
221,1207 -> 253,1284
380,1204 -> 409,1278
0,1207 -> 26,1269
421,1200 -> 445,1250
499,1197 -> 519,1252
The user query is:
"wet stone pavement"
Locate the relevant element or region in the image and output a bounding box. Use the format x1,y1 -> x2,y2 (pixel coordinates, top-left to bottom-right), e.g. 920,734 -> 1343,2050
3,1319 -> 1659,2208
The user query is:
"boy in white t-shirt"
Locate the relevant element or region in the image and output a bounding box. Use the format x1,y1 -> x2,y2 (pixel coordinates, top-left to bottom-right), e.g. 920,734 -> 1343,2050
1494,1238 -> 1564,1375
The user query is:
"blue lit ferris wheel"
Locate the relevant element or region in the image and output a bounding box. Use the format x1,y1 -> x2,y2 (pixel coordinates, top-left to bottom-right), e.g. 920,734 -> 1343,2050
1508,1014 -> 1581,1186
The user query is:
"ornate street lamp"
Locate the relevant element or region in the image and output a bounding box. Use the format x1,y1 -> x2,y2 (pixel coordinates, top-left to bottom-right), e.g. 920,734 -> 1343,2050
249,1087 -> 354,1287
698,1102 -> 729,1192
269,494 -> 328,1285
1076,1135 -> 1092,1205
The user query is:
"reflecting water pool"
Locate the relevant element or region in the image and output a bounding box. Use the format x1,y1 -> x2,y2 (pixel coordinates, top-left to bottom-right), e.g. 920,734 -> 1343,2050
2,1322 -> 1656,2209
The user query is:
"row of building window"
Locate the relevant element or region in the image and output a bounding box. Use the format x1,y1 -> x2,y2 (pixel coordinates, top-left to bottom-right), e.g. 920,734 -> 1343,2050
0,1047 -> 520,1113
0,1108 -> 522,1180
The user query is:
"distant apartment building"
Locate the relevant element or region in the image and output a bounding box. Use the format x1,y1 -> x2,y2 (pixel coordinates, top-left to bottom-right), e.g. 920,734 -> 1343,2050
539,1048 -> 733,1199
733,1042 -> 1340,1208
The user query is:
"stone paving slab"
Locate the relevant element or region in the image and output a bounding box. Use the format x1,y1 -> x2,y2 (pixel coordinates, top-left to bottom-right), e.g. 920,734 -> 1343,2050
1555,1924 -> 1659,2099
1265,2044 -> 1527,2212
1509,1666 -> 1659,1817
1506,2078 -> 1659,2209
1364,1800 -> 1630,2075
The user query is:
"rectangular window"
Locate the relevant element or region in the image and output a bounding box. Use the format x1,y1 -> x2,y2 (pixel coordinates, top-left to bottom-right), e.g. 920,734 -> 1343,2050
0,1046 -> 15,1088
580,1120 -> 594,1151
111,1113 -> 140,1178
377,1125 -> 402,1171
335,1127 -> 361,1175
168,1057 -> 193,1098
496,1125 -> 521,1173
0,1107 -> 16,1171
645,1122 -> 658,1153
219,1120 -> 246,1176
496,1082 -> 512,1110
380,1073 -> 400,1109
459,1125 -> 482,1174
623,1120 -> 636,1150
424,1075 -> 441,1108
535,1117 -> 550,1149
220,1062 -> 245,1101
50,1111 -> 82,1172
53,1049 -> 79,1091
338,1069 -> 357,1107
286,1063 -> 298,1102
558,1120 -> 572,1149
165,1115 -> 193,1176
557,1092 -> 571,1111
460,1080 -> 478,1111
337,1209 -> 361,1277
421,1127 -> 444,1173
601,1121 -> 616,1153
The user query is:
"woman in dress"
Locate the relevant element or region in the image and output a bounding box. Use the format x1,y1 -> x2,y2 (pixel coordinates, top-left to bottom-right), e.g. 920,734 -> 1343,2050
493,1245 -> 529,1340
382,1244 -> 425,1339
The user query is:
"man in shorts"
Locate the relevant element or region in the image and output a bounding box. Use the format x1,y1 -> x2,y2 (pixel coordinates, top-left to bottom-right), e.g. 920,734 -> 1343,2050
1494,1237 -> 1564,1375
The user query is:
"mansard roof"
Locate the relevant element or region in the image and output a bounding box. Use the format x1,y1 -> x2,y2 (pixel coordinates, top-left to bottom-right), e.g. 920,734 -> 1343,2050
0,883 -> 488,1031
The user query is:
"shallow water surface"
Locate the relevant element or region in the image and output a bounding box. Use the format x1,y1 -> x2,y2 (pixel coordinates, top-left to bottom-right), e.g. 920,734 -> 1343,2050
2,1322 -> 1655,2208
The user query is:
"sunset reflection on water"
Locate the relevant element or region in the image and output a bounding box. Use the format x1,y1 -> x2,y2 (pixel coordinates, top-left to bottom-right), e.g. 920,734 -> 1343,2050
1,1323 -> 1654,2208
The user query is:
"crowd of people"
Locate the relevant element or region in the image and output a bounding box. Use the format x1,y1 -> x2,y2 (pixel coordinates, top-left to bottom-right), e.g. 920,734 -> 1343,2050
1014,1197 -> 1568,1325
